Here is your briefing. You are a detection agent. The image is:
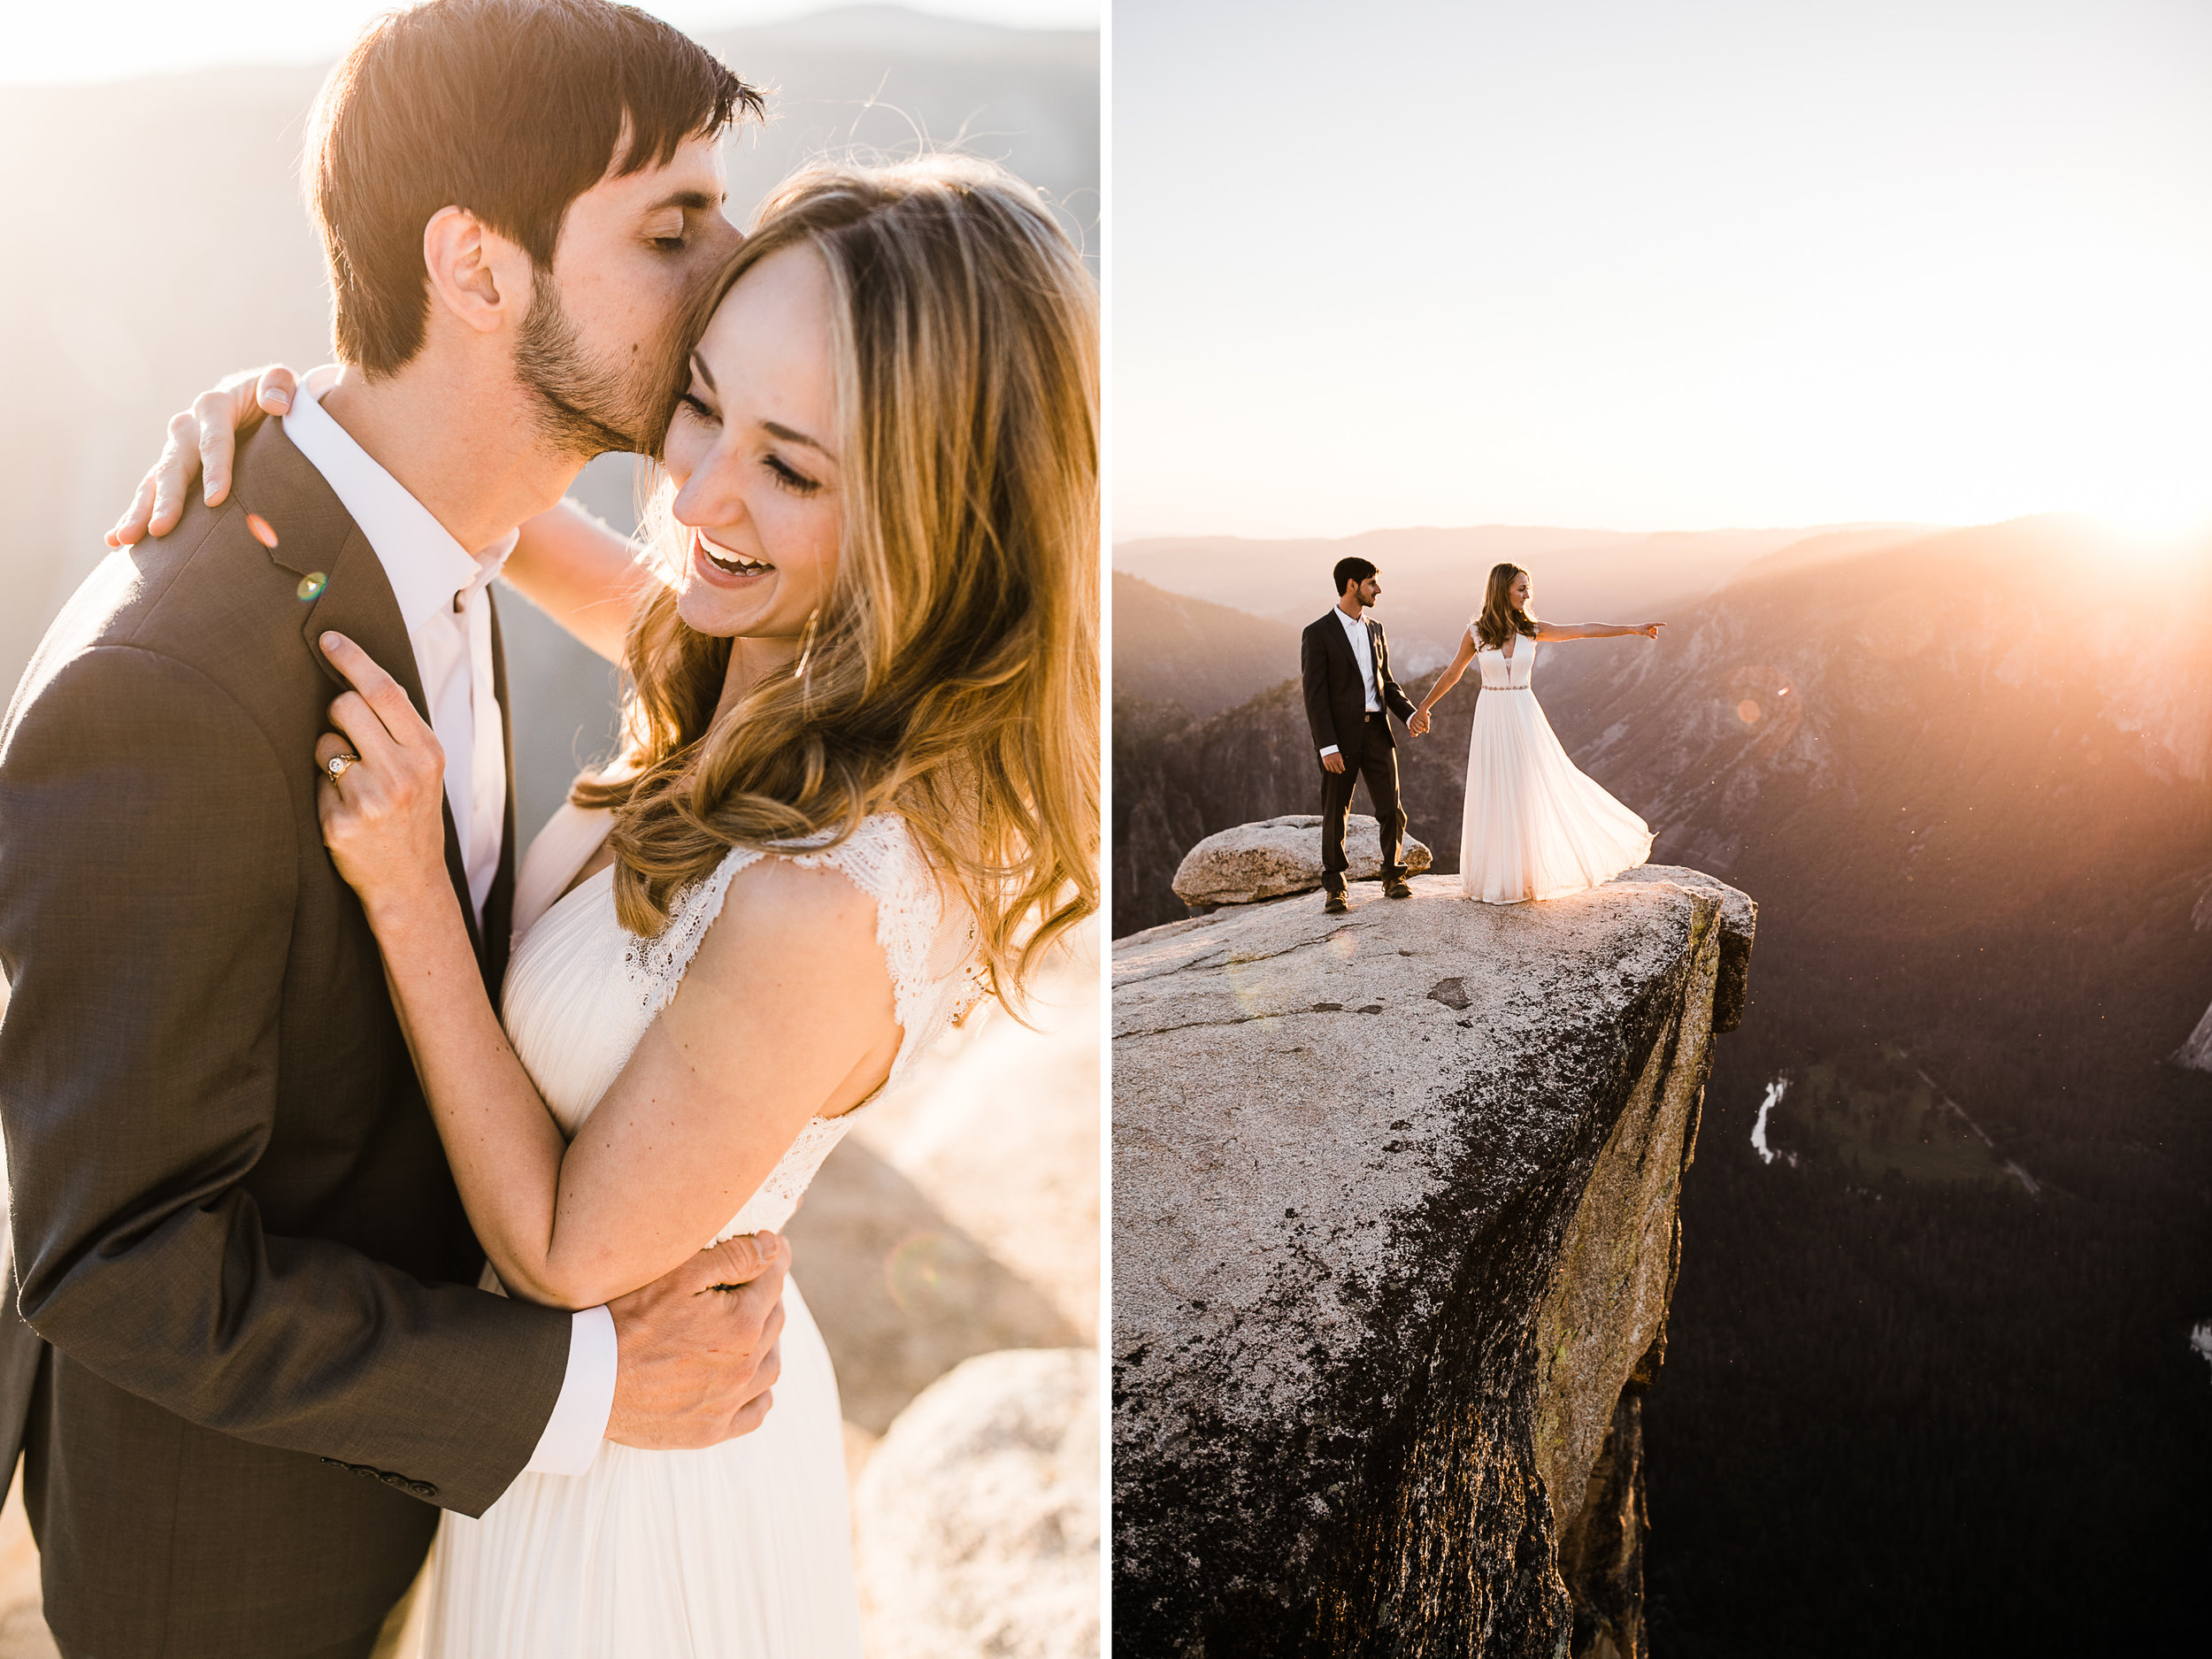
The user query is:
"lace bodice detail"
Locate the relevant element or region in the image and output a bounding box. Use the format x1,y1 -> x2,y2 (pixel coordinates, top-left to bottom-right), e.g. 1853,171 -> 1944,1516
618,815 -> 968,1064
500,809 -> 979,1243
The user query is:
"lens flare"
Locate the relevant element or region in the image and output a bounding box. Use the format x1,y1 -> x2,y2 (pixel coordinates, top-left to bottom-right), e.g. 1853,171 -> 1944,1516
1725,665 -> 1802,745
296,572 -> 326,602
883,1232 -> 956,1314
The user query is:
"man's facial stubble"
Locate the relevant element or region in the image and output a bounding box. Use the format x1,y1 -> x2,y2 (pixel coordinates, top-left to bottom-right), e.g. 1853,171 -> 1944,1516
513,270 -> 662,460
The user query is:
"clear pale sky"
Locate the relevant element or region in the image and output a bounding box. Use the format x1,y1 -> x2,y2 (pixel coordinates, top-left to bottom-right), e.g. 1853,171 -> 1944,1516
1115,0 -> 2212,537
7,0 -> 1098,84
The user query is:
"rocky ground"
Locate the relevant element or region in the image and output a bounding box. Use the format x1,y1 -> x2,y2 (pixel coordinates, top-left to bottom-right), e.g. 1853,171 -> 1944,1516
1113,866 -> 1751,1656
0,926 -> 1101,1658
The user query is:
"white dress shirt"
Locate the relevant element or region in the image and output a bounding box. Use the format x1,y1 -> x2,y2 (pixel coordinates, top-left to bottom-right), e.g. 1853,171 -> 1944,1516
284,370 -> 617,1477
1318,605 -> 1383,759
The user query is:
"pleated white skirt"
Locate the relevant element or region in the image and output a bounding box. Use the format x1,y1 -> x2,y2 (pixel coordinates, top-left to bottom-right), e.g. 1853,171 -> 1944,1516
1458,687 -> 1652,904
419,1277 -> 862,1658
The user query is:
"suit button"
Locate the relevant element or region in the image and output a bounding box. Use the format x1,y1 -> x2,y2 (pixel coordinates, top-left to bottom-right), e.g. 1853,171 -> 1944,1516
410,1480 -> 438,1500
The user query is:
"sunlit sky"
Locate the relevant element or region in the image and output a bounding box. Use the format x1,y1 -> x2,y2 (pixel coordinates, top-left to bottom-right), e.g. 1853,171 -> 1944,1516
1116,0 -> 2212,538
5,0 -> 1097,85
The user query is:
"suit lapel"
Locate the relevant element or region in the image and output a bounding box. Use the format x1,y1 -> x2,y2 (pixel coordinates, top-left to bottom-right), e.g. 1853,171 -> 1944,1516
1324,611 -> 1358,685
480,588 -> 518,996
238,428 -> 486,968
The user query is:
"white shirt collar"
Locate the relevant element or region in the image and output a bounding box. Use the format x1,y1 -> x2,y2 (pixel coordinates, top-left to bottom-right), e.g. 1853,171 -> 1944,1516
282,366 -> 517,636
1336,606 -> 1368,634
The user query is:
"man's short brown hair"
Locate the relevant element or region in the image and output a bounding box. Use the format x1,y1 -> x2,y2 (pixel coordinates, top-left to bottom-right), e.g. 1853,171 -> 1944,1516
307,0 -> 762,377
1333,557 -> 1379,594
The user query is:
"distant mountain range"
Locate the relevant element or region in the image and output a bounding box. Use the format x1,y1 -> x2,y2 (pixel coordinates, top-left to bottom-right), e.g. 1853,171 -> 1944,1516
1110,572 -> 1300,720
1113,512 -> 2212,1651
0,4 -> 1096,843
1113,521 -> 1931,670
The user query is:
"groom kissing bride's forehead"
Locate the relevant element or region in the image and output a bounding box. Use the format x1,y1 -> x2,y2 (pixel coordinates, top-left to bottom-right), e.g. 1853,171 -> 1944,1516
315,0 -> 759,457
0,4 -> 780,1656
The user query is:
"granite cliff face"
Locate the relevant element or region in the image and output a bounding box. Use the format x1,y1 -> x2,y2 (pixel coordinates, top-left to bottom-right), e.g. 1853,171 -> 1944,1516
1112,865 -> 1753,1656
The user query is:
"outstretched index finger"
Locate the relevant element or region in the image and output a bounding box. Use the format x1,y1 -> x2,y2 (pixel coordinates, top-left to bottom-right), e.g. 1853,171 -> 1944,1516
319,632 -> 434,748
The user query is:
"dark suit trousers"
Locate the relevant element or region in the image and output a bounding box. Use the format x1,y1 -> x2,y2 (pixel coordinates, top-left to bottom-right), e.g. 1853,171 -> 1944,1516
1319,712 -> 1407,892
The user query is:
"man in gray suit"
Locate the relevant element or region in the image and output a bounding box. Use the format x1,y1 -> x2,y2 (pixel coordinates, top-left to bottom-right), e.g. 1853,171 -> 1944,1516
0,4 -> 786,1654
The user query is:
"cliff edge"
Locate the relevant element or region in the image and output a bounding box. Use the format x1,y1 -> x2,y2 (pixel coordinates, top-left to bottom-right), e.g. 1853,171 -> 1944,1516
1112,865 -> 1754,1656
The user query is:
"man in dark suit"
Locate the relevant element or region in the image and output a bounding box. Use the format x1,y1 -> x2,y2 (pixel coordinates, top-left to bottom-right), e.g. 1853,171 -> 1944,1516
0,5 -> 786,1655
1300,557 -> 1417,914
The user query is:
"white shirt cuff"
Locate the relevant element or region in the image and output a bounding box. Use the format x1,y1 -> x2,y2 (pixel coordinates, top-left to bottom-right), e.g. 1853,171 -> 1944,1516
521,1304 -> 617,1475
1318,744 -> 1340,757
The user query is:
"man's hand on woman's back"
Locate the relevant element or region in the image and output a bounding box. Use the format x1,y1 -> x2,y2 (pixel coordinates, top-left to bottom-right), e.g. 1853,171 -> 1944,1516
604,1232 -> 790,1448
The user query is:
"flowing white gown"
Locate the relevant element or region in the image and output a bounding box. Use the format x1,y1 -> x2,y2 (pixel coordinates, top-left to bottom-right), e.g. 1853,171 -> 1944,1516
1457,627 -> 1653,904
419,799 -> 978,1657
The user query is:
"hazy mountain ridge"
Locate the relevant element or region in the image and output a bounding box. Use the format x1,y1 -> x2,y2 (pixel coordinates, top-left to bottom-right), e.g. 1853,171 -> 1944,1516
1112,520 -> 1933,665
1109,572 -> 1299,720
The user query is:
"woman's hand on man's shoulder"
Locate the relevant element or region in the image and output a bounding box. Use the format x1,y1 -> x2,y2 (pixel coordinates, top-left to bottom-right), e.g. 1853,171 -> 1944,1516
108,365 -> 301,548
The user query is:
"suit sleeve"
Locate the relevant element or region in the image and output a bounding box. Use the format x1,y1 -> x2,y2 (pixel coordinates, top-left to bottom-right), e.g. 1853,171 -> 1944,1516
0,646 -> 572,1516
1301,626 -> 1339,757
1379,642 -> 1417,724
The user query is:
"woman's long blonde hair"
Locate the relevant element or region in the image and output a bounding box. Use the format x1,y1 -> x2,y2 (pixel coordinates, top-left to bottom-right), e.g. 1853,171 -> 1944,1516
1473,562 -> 1539,649
573,156 -> 1100,1005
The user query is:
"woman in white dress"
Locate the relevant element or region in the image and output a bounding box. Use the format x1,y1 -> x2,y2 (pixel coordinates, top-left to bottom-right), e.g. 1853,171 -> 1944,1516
1409,562 -> 1662,904
253,157 -> 1094,1655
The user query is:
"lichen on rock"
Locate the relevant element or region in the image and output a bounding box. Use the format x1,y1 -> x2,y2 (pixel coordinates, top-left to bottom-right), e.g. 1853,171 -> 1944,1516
1112,862 -> 1754,1655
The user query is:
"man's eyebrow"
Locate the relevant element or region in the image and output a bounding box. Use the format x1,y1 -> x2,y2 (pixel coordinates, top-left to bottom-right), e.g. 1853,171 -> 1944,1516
764,420 -> 833,457
650,188 -> 726,212
689,351 -> 717,394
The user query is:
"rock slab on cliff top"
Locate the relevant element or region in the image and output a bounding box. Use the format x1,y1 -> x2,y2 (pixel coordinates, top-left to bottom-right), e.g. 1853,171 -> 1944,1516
1112,864 -> 1754,1656
1171,814 -> 1433,910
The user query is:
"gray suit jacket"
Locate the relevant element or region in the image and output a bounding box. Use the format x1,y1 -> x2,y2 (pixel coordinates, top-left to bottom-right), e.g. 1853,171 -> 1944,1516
0,419 -> 572,1657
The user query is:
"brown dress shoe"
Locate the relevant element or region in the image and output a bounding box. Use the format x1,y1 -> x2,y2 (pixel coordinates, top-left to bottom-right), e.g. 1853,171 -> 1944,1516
1383,877 -> 1414,900
1323,890 -> 1349,915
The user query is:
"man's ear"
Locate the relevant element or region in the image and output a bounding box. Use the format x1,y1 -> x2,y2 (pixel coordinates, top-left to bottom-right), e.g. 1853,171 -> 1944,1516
422,205 -> 534,337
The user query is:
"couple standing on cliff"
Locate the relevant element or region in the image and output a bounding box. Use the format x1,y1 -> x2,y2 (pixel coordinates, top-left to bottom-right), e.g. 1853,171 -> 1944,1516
1299,557 -> 1665,910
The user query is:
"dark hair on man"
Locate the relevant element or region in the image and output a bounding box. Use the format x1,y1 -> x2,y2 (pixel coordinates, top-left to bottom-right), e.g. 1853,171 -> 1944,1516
307,0 -> 764,377
1333,557 -> 1379,595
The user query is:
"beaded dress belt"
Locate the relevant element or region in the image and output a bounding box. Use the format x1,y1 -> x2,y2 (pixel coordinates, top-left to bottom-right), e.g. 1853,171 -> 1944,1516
1482,683 -> 1530,689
